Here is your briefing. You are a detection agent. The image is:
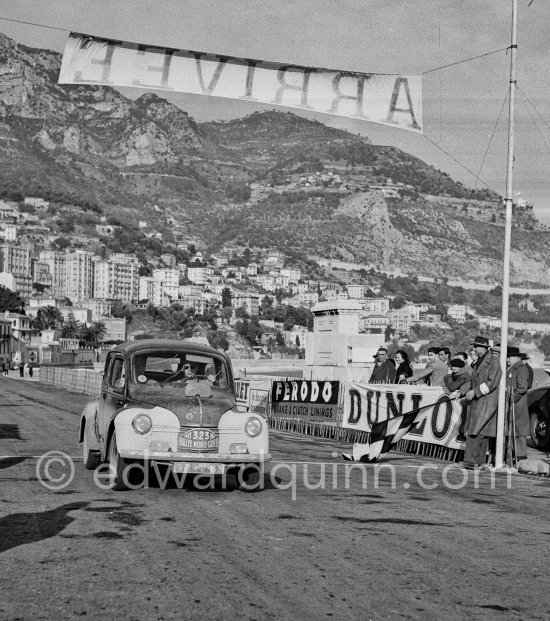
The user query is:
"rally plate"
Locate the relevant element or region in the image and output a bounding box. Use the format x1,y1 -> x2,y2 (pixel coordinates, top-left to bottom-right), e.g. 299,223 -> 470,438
178,428 -> 218,452
173,463 -> 225,475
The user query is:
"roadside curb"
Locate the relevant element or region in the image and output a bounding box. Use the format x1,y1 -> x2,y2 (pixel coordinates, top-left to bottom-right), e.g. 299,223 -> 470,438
517,458 -> 550,476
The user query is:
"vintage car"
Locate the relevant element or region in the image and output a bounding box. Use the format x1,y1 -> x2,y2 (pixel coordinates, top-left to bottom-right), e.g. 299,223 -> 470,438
527,368 -> 550,452
79,340 -> 270,490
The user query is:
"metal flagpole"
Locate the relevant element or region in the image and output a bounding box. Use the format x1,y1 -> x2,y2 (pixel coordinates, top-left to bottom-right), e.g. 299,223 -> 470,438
495,0 -> 518,469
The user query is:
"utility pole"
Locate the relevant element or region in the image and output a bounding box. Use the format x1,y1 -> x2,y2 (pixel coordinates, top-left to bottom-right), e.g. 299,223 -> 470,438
495,0 -> 518,469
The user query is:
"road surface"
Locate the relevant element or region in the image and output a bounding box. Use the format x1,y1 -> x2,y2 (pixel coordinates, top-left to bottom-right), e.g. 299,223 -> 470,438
1,377 -> 549,620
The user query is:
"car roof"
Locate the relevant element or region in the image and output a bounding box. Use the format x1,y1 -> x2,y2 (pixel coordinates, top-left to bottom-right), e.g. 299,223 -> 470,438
110,340 -> 229,361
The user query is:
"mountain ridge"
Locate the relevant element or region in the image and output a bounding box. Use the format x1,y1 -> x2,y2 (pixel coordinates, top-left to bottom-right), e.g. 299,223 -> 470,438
0,30 -> 548,286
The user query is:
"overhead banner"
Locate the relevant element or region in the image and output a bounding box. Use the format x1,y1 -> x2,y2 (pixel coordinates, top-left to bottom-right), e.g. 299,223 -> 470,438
59,33 -> 422,133
342,382 -> 466,450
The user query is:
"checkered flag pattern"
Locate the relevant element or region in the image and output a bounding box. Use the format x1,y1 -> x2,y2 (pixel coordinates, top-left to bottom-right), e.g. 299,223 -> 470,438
355,410 -> 424,462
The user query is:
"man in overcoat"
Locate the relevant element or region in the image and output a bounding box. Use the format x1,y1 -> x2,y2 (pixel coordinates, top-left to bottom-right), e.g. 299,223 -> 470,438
505,346 -> 530,461
462,336 -> 502,468
369,347 -> 396,383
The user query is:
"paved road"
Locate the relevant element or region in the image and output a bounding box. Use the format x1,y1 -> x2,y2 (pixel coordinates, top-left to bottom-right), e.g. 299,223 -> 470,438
1,377 -> 549,621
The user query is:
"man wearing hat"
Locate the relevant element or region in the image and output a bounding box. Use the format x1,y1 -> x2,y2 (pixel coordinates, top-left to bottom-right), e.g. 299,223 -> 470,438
369,347 -> 396,383
443,358 -> 471,399
506,346 -> 530,461
462,336 -> 502,468
519,352 -> 534,390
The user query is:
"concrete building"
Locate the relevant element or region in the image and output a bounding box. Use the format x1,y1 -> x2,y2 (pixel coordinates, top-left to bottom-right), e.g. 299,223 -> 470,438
100,317 -> 126,342
360,313 -> 390,333
363,297 -> 390,314
138,277 -> 163,307
32,261 -> 53,292
1,224 -> 17,241
232,290 -> 260,316
65,251 -> 94,303
0,272 -> 33,297
3,310 -> 32,344
347,284 -> 365,299
38,251 -> 67,299
0,244 -> 31,275
82,298 -> 112,321
94,259 -> 139,302
187,265 -> 210,285
387,308 -> 412,334
281,268 -> 301,282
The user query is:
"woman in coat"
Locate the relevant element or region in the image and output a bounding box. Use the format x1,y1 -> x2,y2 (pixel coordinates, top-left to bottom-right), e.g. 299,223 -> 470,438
394,350 -> 413,384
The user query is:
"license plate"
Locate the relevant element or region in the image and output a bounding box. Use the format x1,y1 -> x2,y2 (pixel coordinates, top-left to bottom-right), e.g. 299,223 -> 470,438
173,463 -> 225,475
178,428 -> 218,451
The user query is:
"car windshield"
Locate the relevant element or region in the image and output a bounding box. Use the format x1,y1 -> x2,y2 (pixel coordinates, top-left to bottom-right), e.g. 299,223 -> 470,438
128,349 -> 233,398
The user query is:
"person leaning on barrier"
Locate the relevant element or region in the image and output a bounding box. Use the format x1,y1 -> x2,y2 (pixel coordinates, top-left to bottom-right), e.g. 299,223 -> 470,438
406,346 -> 448,387
505,346 -> 530,461
443,358 -> 471,399
369,347 -> 396,383
461,335 -> 502,469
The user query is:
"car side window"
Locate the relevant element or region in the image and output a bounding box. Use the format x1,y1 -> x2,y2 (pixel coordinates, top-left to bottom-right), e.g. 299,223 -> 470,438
108,357 -> 125,392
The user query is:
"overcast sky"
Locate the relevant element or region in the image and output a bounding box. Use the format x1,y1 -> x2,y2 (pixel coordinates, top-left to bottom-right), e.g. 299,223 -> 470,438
1,0 -> 549,221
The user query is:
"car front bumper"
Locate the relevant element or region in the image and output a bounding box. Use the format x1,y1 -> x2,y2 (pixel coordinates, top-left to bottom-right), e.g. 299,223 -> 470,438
119,449 -> 271,463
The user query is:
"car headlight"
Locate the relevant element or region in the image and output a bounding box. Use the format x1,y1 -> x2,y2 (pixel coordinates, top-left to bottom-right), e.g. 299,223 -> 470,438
132,413 -> 152,434
245,416 -> 262,437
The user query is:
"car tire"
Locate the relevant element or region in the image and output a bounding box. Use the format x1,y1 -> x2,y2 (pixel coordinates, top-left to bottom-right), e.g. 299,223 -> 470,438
239,465 -> 262,491
530,410 -> 550,451
82,425 -> 100,470
108,433 -> 129,491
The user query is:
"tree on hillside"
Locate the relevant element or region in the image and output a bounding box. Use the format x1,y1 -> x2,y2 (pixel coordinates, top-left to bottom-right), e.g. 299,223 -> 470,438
61,313 -> 83,339
34,306 -> 63,331
0,286 -> 23,312
221,287 -> 232,308
83,321 -> 107,346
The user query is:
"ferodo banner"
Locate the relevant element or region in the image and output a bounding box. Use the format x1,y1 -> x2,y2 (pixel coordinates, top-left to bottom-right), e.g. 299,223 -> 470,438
271,380 -> 339,421
343,382 -> 466,449
59,33 -> 423,133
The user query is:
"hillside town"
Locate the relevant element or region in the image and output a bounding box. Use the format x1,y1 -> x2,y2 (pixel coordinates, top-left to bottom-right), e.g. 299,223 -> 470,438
1,194 -> 550,368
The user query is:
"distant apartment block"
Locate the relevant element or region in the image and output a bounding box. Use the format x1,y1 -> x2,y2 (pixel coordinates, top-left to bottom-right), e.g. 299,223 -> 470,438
281,268 -> 301,282
0,244 -> 31,275
360,313 -> 390,333
347,284 -> 365,299
94,259 -> 139,302
82,298 -> 112,321
38,250 -> 67,299
364,297 -> 390,314
232,290 -> 260,316
1,224 -> 17,241
0,272 -> 33,297
65,250 -> 94,303
32,261 -> 53,290
387,308 -> 412,333
187,265 -> 210,285
100,317 -> 126,343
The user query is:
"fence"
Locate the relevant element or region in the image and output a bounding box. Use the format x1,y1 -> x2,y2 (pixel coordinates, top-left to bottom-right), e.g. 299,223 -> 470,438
39,366 -> 103,396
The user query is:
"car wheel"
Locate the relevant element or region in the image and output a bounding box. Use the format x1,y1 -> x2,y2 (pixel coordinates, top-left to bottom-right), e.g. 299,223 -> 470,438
239,465 -> 262,491
530,410 -> 550,451
82,425 -> 100,470
108,433 -> 129,491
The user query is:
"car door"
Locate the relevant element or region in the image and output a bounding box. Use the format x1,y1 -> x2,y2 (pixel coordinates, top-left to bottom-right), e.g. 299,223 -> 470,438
97,353 -> 126,452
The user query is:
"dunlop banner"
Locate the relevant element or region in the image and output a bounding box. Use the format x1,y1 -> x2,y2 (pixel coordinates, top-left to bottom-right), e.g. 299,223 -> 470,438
59,33 -> 422,133
342,382 -> 466,450
271,380 -> 339,421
